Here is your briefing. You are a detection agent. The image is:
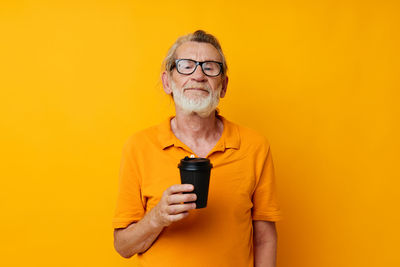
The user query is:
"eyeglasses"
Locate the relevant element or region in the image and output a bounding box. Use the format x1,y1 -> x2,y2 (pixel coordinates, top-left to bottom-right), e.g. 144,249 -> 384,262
173,59 -> 223,77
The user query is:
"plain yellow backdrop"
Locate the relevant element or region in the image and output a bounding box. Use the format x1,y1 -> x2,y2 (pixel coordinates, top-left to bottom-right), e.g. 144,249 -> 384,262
1,0 -> 399,266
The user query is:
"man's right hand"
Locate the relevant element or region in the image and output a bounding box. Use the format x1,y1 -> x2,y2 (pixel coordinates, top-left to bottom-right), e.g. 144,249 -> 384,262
114,184 -> 197,258
150,184 -> 197,228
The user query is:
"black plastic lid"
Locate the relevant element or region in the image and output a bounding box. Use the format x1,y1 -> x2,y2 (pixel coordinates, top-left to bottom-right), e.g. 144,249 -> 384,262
178,156 -> 213,171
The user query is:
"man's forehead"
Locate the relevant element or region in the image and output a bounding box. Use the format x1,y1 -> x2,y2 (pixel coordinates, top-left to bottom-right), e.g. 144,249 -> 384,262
175,41 -> 222,61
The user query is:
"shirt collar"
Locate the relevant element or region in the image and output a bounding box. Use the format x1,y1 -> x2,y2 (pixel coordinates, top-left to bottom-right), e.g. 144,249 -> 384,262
157,114 -> 241,152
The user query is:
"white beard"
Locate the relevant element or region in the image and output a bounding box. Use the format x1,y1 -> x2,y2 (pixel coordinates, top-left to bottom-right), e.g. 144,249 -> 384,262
171,80 -> 222,118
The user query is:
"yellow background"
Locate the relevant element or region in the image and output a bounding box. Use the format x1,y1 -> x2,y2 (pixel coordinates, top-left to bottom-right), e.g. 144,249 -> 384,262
1,0 -> 399,266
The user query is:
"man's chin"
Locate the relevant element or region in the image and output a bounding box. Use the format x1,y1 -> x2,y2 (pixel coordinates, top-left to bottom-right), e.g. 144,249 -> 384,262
184,93 -> 209,101
173,91 -> 220,118
183,94 -> 209,103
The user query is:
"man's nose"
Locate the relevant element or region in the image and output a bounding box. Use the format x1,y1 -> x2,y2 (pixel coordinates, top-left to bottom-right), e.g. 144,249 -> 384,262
190,65 -> 207,81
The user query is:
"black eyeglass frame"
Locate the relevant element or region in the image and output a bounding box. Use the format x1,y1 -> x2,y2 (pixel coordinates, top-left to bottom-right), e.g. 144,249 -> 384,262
172,59 -> 224,77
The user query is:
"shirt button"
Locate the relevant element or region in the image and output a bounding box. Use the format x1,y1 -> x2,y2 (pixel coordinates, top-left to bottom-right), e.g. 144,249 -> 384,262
190,154 -> 195,158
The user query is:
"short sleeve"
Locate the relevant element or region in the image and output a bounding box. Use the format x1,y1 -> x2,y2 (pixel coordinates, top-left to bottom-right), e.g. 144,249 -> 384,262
252,145 -> 282,221
112,137 -> 145,229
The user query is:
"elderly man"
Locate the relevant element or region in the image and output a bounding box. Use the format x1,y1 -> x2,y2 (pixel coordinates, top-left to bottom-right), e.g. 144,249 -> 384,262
113,30 -> 281,267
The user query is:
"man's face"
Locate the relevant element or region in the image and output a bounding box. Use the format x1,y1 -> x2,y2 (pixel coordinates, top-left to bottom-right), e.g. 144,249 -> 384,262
163,41 -> 228,117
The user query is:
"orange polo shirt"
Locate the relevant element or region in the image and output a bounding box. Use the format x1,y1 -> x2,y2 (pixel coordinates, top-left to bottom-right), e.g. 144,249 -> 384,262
113,114 -> 281,267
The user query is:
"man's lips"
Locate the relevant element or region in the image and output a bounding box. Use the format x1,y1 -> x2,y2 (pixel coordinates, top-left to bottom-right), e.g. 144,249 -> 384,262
184,88 -> 209,93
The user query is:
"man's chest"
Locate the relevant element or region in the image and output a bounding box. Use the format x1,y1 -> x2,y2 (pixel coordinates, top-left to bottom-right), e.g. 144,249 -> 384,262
138,150 -> 257,214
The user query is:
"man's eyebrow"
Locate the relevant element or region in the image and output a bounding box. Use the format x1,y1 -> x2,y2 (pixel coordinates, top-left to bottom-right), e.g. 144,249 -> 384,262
178,58 -> 222,62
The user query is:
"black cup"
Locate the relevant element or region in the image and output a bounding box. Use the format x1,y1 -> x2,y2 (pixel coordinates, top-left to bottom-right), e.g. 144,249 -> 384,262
178,156 -> 213,209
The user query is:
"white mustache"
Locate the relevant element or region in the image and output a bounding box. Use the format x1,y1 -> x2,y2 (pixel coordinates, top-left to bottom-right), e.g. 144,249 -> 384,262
183,83 -> 211,92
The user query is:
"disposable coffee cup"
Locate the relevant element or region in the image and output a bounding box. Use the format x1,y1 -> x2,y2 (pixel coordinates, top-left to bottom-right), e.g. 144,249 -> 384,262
178,156 -> 213,209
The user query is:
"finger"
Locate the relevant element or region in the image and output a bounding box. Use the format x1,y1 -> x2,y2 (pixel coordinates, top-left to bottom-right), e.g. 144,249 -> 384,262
167,203 -> 196,215
168,212 -> 190,223
167,193 -> 197,205
166,184 -> 194,195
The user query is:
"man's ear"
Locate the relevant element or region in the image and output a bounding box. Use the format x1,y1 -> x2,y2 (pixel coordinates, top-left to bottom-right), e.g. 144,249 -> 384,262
161,71 -> 172,95
220,76 -> 228,98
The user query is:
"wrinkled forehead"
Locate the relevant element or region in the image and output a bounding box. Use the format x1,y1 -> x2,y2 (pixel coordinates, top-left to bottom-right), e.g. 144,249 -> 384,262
175,41 -> 222,62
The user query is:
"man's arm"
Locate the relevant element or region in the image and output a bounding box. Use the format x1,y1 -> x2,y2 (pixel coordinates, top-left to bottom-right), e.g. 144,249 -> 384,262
253,220 -> 278,267
113,184 -> 197,258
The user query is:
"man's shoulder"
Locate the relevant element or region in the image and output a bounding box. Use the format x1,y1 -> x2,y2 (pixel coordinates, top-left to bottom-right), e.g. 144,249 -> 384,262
226,118 -> 271,147
228,121 -> 268,143
123,119 -> 168,149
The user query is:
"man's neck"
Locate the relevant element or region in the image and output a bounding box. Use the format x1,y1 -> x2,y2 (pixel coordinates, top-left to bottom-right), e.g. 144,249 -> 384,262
171,109 -> 223,146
